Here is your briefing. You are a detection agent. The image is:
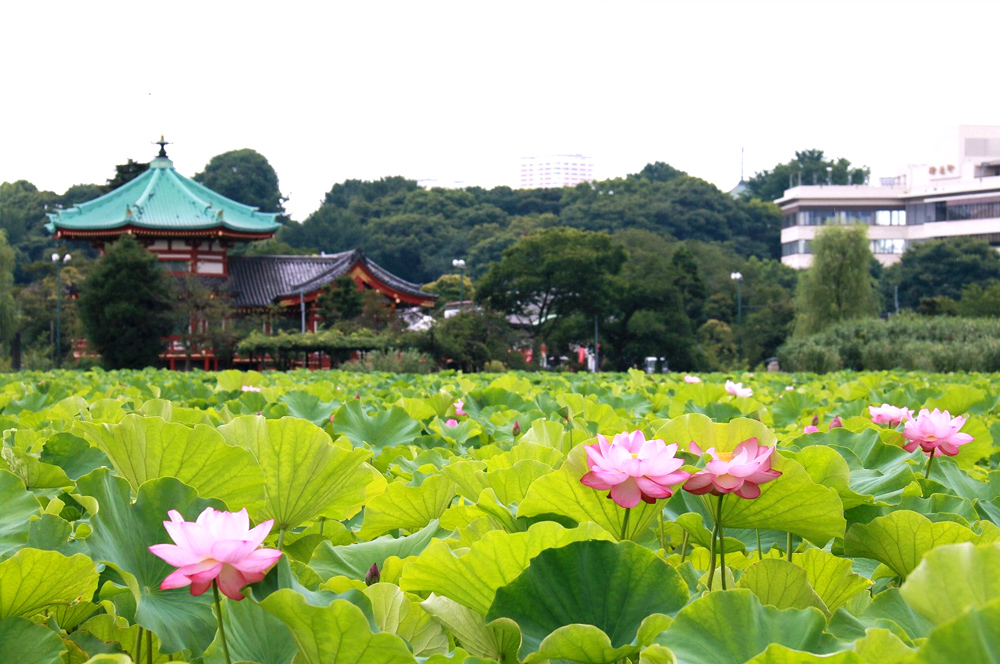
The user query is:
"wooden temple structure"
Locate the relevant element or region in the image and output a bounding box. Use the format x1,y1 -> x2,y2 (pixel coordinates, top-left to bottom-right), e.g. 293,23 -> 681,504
46,138 -> 436,368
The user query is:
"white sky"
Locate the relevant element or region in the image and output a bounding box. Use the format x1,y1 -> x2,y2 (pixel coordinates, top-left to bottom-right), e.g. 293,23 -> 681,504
1,0 -> 998,221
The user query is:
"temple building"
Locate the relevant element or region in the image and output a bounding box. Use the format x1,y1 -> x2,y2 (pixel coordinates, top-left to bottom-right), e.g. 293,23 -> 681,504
45,138 -> 436,367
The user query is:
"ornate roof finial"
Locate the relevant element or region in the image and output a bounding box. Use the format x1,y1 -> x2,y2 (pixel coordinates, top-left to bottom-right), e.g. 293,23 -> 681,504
154,134 -> 171,158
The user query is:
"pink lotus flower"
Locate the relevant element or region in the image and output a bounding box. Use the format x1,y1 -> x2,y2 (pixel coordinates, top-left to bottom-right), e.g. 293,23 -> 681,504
445,418 -> 459,427
785,385 -> 794,391
725,380 -> 753,398
803,425 -> 819,434
581,431 -> 691,508
454,399 -> 466,416
149,507 -> 282,601
869,404 -> 912,426
684,375 -> 702,384
902,408 -> 974,457
683,438 -> 781,499
241,385 -> 261,392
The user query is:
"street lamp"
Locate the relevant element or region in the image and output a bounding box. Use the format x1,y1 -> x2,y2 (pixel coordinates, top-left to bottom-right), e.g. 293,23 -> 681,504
452,259 -> 467,305
730,272 -> 743,325
52,252 -> 71,367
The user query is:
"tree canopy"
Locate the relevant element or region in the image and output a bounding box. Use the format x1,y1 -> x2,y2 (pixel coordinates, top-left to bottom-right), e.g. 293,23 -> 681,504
883,237 -> 1000,311
79,235 -> 175,369
194,149 -> 285,215
747,149 -> 870,202
795,225 -> 879,336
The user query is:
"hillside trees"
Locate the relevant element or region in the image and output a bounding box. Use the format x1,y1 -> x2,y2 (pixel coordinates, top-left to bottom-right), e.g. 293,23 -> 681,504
194,149 -> 286,215
747,149 -> 870,202
882,237 -> 1000,311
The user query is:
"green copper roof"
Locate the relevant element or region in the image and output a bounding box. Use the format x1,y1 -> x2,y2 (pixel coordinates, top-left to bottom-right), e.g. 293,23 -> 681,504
46,155 -> 280,235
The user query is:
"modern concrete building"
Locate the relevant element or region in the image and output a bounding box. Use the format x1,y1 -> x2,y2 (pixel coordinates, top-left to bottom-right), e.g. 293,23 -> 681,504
519,154 -> 594,189
779,126 -> 1000,268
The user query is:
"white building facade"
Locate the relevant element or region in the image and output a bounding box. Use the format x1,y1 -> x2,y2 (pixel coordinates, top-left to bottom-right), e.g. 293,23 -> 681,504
779,126 -> 1000,268
519,154 -> 594,189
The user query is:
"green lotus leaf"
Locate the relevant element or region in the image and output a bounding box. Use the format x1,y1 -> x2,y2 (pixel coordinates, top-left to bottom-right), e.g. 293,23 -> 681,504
202,591 -> 298,664
484,441 -> 564,471
443,459 -> 553,505
518,419 -> 586,456
944,417 -> 994,471
784,446 -> 869,509
900,542 -> 1000,625
359,474 -> 457,540
331,401 -> 421,451
364,583 -> 449,656
400,521 -> 613,615
0,549 -> 98,619
850,588 -> 933,642
218,415 -> 374,529
852,628 -> 915,664
1,439 -> 73,489
844,510 -> 982,578
651,413 -> 778,453
486,540 -> 689,659
523,624 -> 640,664
654,590 -> 833,664
0,616 -> 66,664
49,600 -> 99,632
26,513 -> 75,553
717,455 -> 847,545
215,369 -> 264,393
736,559 -> 828,615
421,594 -> 520,662
279,391 -> 339,425
79,611 -> 170,663
639,644 -> 678,664
908,598 -> 1000,663
792,548 -> 871,614
0,469 -> 40,556
925,385 -> 986,421
138,398 -> 216,426
310,519 -> 442,582
39,433 -> 111,480
78,415 -> 265,510
258,589 -> 415,664
76,468 -> 225,655
744,645 -> 866,664
517,444 -> 663,541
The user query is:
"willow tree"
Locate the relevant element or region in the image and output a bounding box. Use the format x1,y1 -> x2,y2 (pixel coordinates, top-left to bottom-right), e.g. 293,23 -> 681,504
794,225 -> 878,336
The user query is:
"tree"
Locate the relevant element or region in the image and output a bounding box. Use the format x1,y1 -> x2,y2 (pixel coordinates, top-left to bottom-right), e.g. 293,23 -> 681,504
794,225 -> 879,336
172,275 -> 235,370
957,280 -> 1000,318
0,230 -> 17,358
421,310 -> 523,372
79,235 -> 175,368
477,227 -> 626,358
629,161 -> 686,183
317,275 -> 364,327
882,237 -> 1000,311
194,149 -> 285,215
422,273 -> 475,311
747,150 -> 869,202
102,159 -> 149,193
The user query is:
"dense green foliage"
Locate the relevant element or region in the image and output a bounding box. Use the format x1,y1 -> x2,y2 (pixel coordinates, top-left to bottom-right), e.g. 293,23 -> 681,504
0,230 -> 16,352
780,314 -> 1000,372
794,226 -> 879,336
746,149 -> 870,202
193,148 -> 286,216
0,368 -> 997,664
78,236 -> 175,369
882,237 -> 1000,311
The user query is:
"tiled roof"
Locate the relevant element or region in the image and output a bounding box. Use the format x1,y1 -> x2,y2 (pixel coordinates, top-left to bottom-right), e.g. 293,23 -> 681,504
45,156 -> 280,235
226,250 -> 435,307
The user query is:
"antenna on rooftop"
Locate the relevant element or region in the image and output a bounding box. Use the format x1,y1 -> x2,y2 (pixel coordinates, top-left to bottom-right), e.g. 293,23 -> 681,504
741,146 -> 744,182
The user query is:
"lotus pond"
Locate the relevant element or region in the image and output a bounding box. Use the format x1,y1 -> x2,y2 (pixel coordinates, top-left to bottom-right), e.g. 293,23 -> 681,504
1,368 -> 998,664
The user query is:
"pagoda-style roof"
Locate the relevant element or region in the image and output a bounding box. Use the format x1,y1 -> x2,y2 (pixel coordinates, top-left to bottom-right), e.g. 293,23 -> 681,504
46,151 -> 280,240
227,250 -> 437,308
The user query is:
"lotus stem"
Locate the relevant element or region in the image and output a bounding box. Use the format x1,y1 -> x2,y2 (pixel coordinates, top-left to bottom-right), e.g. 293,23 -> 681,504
135,626 -> 143,664
319,517 -> 326,536
277,528 -> 286,551
924,452 -> 936,480
787,532 -> 794,562
213,581 -> 233,664
620,507 -> 631,541
757,530 -> 763,560
658,511 -> 666,552
707,511 -> 719,590
680,530 -> 689,563
147,627 -> 153,664
717,494 -> 727,590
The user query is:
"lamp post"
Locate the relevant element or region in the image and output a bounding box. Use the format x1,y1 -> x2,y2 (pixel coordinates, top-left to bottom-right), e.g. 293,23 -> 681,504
730,272 -> 743,325
52,252 -> 71,367
452,259 -> 467,306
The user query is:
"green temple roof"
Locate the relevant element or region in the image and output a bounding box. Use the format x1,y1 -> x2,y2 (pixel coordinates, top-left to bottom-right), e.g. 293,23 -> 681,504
46,146 -> 280,238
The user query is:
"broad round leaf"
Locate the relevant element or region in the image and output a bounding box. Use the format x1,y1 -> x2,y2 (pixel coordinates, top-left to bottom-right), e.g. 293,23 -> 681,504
0,616 -> 66,664
909,598 -> 1000,663
736,559 -> 828,615
331,401 -> 421,451
486,540 -> 689,659
900,542 -> 1000,624
0,549 -> 98,619
0,469 -> 39,556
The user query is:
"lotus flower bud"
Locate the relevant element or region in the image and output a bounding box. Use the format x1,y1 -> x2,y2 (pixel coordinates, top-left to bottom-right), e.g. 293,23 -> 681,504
512,421 -> 521,437
829,416 -> 843,430
811,414 -> 819,427
365,562 -> 380,586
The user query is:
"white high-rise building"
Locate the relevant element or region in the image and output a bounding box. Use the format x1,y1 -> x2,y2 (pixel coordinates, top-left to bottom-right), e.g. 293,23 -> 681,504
519,154 -> 594,189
